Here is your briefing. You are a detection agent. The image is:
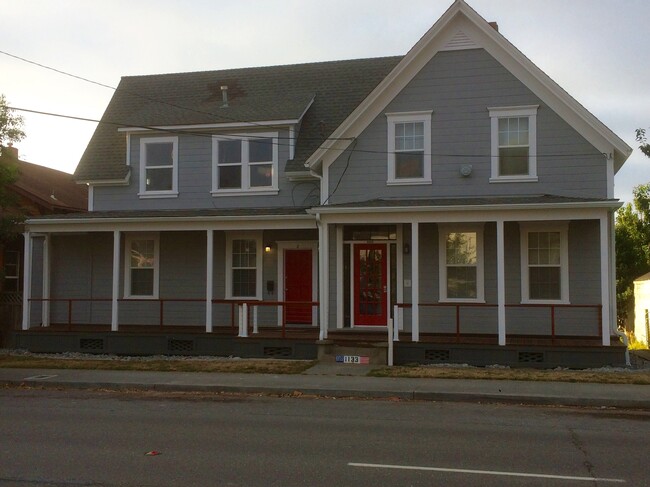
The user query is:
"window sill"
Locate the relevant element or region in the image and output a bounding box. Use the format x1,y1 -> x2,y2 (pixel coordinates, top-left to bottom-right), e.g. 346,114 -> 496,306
226,296 -> 263,301
212,189 -> 279,197
138,191 -> 179,199
123,295 -> 159,300
386,179 -> 432,186
521,299 -> 570,305
489,176 -> 538,183
439,298 -> 486,304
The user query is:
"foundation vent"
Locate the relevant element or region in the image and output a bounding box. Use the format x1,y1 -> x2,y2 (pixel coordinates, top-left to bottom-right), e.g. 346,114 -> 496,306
168,339 -> 194,353
518,351 -> 544,364
425,349 -> 450,362
263,346 -> 292,358
79,338 -> 104,352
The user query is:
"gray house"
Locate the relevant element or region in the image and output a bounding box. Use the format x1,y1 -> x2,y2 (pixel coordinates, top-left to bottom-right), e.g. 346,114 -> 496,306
18,1 -> 632,366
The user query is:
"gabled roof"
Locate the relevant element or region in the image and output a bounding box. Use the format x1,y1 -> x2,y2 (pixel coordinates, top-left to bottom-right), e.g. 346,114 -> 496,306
74,57 -> 401,181
307,0 -> 632,173
2,155 -> 87,213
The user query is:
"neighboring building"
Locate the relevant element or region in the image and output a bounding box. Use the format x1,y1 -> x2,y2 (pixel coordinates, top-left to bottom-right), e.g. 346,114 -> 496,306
0,146 -> 87,346
16,1 -> 632,366
633,273 -> 650,347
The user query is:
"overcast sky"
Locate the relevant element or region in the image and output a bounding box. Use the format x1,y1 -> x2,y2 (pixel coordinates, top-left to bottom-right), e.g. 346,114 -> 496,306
2,0 -> 649,203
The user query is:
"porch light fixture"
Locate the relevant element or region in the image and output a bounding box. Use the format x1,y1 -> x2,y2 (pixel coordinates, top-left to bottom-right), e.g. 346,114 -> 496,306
265,244 -> 272,253
403,243 -> 410,255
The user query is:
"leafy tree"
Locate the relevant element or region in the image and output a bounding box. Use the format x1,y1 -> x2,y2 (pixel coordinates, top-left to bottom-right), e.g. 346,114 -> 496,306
637,128 -> 650,158
0,95 -> 25,245
0,94 -> 25,152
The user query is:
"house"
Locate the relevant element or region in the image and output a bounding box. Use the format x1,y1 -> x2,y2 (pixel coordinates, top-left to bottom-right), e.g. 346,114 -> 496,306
0,145 -> 87,346
16,1 -> 632,367
633,273 -> 650,347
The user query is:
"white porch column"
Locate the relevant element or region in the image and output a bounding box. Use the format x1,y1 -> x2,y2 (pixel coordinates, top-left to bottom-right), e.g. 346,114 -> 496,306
42,234 -> 51,327
336,225 -> 343,329
318,217 -> 329,340
205,229 -> 214,333
496,219 -> 506,345
111,230 -> 120,332
21,231 -> 32,330
411,222 -> 419,342
599,214 -> 611,346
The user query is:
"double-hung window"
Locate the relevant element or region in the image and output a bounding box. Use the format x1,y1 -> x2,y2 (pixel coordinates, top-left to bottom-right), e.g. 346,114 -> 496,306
520,223 -> 569,303
386,111 -> 432,184
212,133 -> 278,195
3,250 -> 20,292
439,225 -> 484,302
139,136 -> 178,197
226,233 -> 262,299
488,105 -> 538,182
125,234 -> 159,298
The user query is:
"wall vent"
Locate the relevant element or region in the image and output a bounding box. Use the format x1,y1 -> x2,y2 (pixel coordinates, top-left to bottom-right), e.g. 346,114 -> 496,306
79,338 -> 104,351
518,351 -> 544,364
441,30 -> 478,51
425,349 -> 450,362
168,339 -> 194,353
263,346 -> 292,358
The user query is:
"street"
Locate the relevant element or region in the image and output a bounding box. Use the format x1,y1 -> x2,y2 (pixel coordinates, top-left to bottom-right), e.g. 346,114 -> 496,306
1,388 -> 648,486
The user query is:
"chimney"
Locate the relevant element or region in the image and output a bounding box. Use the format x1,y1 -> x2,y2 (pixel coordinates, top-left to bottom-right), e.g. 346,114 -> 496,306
2,143 -> 19,159
488,21 -> 499,32
220,85 -> 229,107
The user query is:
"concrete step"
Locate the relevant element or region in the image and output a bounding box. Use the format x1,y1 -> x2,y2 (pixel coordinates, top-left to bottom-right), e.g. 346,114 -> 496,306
317,341 -> 388,365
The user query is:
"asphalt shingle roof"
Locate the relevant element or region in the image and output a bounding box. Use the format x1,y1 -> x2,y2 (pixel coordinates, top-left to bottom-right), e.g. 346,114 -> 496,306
74,56 -> 403,181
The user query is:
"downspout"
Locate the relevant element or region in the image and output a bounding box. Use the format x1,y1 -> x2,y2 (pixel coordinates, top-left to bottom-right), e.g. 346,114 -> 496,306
609,209 -> 631,366
311,165 -> 327,340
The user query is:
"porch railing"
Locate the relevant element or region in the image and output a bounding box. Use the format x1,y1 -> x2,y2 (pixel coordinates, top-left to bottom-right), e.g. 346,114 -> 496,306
395,302 -> 602,342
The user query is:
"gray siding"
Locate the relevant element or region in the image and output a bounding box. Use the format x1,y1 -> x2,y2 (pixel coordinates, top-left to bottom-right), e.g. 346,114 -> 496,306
327,49 -> 607,203
93,129 -> 320,211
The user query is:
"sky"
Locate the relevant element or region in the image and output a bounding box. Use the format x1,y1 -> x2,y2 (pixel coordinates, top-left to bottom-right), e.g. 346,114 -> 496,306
1,0 -> 649,203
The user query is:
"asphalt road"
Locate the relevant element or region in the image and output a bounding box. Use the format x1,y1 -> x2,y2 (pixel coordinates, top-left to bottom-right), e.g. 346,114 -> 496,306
1,388 -> 648,486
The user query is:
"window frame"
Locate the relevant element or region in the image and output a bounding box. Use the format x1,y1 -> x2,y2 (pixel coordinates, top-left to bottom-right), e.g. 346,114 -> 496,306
438,224 -> 485,303
488,105 -> 538,183
520,222 -> 569,304
386,111 -> 432,185
3,250 -> 20,292
211,132 -> 279,196
124,233 -> 160,299
225,232 -> 263,300
138,136 -> 179,198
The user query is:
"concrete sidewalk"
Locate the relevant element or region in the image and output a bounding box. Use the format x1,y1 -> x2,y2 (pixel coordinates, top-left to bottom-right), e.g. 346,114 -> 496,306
1,363 -> 649,409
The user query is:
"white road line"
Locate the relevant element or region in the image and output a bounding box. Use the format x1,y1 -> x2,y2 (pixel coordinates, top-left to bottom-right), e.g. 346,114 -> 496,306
348,462 -> 626,483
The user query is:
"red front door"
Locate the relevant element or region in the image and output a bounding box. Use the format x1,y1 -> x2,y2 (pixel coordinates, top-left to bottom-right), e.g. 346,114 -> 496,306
284,249 -> 312,324
354,244 -> 387,326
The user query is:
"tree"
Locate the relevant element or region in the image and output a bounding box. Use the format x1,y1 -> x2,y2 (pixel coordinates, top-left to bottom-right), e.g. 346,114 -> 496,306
637,128 -> 650,158
0,94 -> 25,153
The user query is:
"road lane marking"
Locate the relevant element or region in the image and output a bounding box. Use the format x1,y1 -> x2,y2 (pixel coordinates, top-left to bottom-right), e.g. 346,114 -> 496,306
24,374 -> 58,380
348,462 -> 625,483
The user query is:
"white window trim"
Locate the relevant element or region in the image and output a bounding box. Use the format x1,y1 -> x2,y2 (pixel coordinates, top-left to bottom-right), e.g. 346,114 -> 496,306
438,224 -> 485,303
488,105 -> 538,182
138,136 -> 179,198
520,222 -> 569,304
211,132 -> 279,195
386,111 -> 432,185
225,232 -> 263,300
124,233 -> 160,299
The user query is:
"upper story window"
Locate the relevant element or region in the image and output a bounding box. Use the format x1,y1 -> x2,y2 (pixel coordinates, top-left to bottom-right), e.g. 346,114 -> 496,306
124,233 -> 159,299
520,223 -> 569,304
438,225 -> 484,302
386,111 -> 432,185
139,137 -> 178,198
488,105 -> 538,182
212,133 -> 279,196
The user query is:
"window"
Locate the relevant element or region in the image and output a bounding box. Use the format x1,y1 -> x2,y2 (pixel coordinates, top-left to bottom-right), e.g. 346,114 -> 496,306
439,225 -> 484,302
386,111 -> 432,184
226,234 -> 262,299
212,133 -> 278,195
139,137 -> 178,197
520,223 -> 569,303
488,105 -> 538,182
125,234 -> 159,298
3,250 -> 20,292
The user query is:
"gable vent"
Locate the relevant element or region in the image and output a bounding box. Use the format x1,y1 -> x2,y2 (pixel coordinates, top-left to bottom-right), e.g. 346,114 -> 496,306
441,30 -> 478,51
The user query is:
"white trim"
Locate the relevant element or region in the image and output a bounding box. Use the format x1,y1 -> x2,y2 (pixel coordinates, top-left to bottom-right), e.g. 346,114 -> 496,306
386,111 -> 432,184
87,185 -> 94,212
42,234 -> 50,327
438,223 -> 485,303
76,176 -> 130,186
277,240 -> 319,327
289,126 -> 295,160
349,243 -> 355,328
606,151 -> 615,199
111,230 -> 120,331
124,232 -> 160,299
211,132 -> 279,194
496,219 -> 506,345
225,232 -> 263,300
321,167 -> 329,205
396,224 -> 404,331
139,136 -> 178,197
519,222 -> 569,304
336,226 -> 344,329
118,119 -> 302,132
600,214 -> 611,345
318,220 -> 329,339
206,230 -> 214,333
21,232 -> 32,330
411,222 -> 419,342
489,105 -> 538,181
126,133 -> 131,166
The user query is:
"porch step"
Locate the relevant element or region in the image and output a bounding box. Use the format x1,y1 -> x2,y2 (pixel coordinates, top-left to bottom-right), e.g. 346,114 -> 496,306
317,341 -> 388,365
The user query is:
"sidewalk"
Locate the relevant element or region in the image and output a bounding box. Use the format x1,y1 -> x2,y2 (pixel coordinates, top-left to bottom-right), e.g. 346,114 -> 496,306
2,363 -> 649,409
